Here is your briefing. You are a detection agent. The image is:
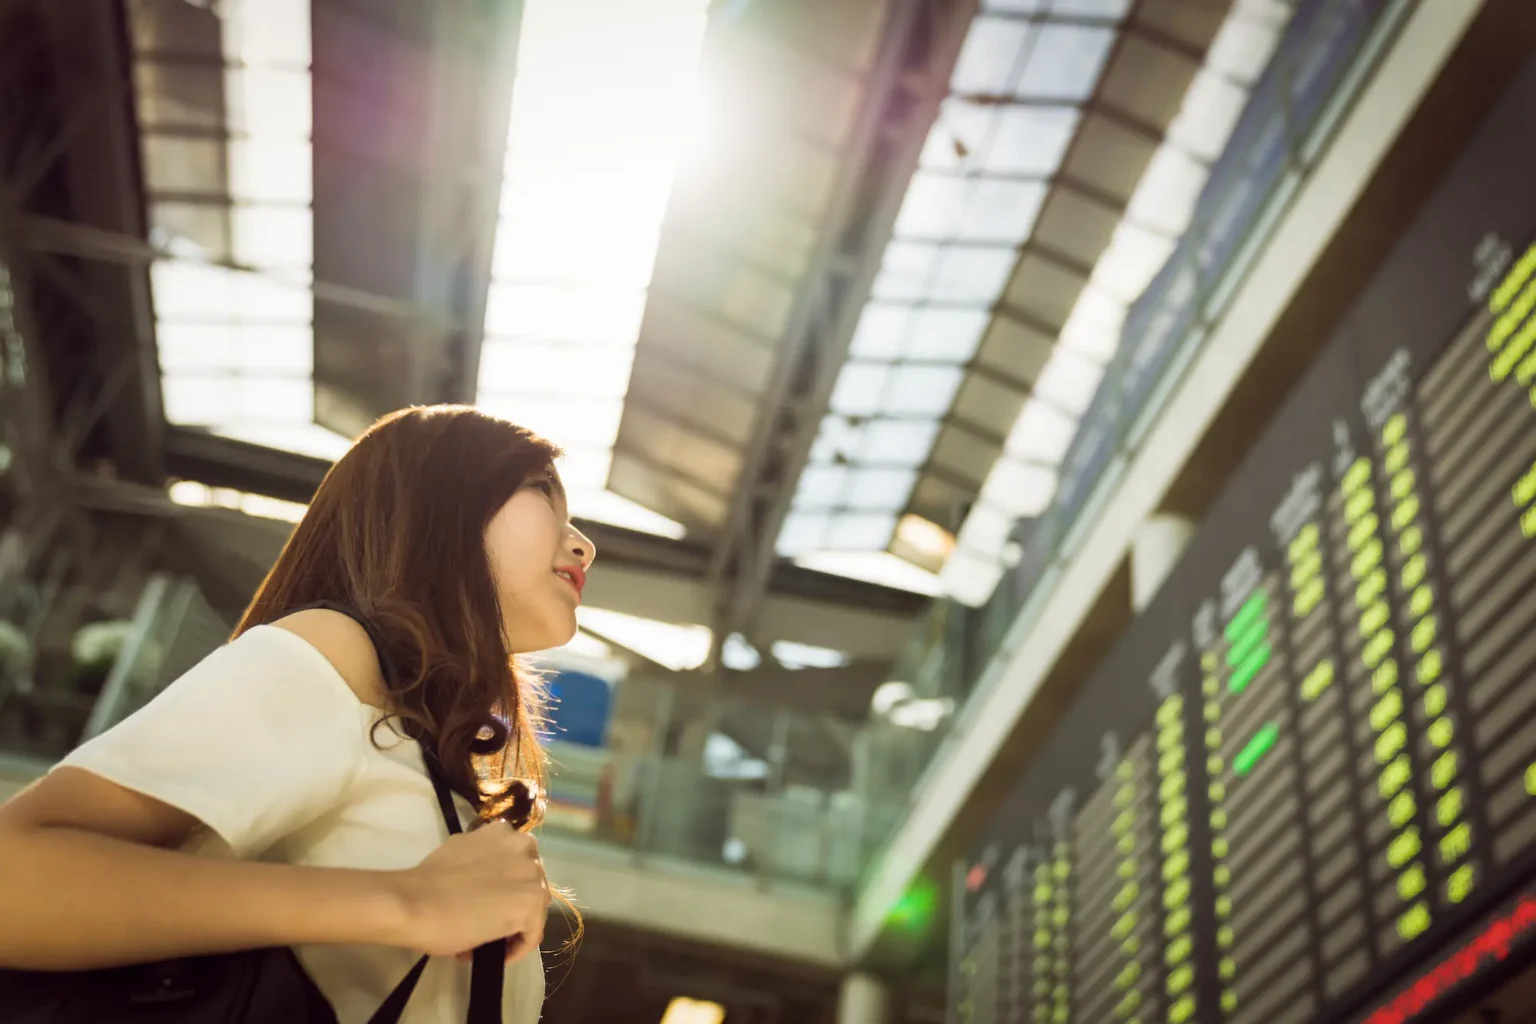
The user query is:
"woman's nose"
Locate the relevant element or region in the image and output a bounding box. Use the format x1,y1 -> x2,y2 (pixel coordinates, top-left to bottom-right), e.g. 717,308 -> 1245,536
567,525 -> 596,568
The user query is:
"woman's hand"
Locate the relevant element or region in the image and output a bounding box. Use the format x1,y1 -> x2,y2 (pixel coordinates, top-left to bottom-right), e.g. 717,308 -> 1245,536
390,821 -> 550,962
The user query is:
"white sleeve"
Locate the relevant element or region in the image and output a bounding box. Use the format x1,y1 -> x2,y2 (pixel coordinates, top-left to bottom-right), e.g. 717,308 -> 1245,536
56,625 -> 369,859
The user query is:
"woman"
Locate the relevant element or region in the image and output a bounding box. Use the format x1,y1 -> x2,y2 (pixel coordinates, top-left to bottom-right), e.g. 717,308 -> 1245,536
0,406 -> 595,1023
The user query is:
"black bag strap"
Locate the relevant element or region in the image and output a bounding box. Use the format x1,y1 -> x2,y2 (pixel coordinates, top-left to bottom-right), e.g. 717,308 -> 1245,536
289,601 -> 505,1024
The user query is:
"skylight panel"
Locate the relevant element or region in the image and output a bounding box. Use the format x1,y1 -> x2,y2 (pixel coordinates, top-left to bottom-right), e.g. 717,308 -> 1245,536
785,0 -> 1122,591
156,324 -> 312,375
904,307 -> 990,362
576,607 -> 711,672
161,375 -> 312,426
850,305 -> 917,358
939,0 -> 1290,605
844,467 -> 919,511
831,363 -> 892,417
979,0 -> 1050,15
578,490 -> 687,540
894,173 -> 971,238
150,262 -> 310,322
136,0 -> 351,461
950,17 -> 1031,95
482,284 -> 648,345
872,242 -> 943,301
985,105 -> 1082,176
960,179 -> 1049,241
1207,1 -> 1290,83
796,551 -> 943,596
1046,0 -> 1133,18
1014,24 -> 1115,102
478,340 -> 632,400
982,457 -> 1058,517
474,396 -> 624,449
939,548 -> 1005,607
778,511 -> 833,556
553,631 -> 614,661
1032,348 -> 1105,416
951,501 -> 1012,558
225,140 -> 311,205
849,305 -> 990,363
861,419 -> 941,465
794,464 -> 852,509
771,641 -> 851,670
921,99 -> 997,171
1056,284 -> 1125,362
1007,400 -> 1077,463
1126,146 -> 1208,237
168,481 -> 309,523
927,246 -> 1016,305
824,512 -> 898,550
1167,70 -> 1249,163
1090,223 -> 1178,305
475,0 -> 709,538
808,415 -> 864,463
881,364 -> 965,417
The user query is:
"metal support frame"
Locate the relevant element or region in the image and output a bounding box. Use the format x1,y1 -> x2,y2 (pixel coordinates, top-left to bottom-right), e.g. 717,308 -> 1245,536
0,0 -> 164,486
309,0 -> 525,436
703,0 -> 980,669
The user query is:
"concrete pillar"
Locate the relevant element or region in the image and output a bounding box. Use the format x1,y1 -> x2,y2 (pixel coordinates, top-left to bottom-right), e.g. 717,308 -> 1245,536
1130,513 -> 1196,614
837,972 -> 890,1024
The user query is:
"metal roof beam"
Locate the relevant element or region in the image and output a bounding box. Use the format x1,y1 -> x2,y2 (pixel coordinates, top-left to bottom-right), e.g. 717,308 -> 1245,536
703,0 -> 979,663
309,0 -> 523,435
1,0 -> 163,485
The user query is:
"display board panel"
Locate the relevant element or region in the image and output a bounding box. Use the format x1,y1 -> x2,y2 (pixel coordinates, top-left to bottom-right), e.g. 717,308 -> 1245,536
952,54 -> 1536,1024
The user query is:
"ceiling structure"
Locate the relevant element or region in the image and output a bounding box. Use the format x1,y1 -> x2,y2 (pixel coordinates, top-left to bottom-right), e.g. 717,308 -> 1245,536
779,0 -> 1294,609
2,0 -> 1295,684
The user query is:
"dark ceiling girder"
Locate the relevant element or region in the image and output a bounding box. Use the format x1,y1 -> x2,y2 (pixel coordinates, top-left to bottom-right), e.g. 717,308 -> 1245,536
309,0 -> 523,436
0,0 -> 163,485
704,0 -> 981,659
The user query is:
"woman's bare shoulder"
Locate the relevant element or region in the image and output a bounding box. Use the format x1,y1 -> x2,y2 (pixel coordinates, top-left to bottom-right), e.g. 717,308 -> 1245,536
270,609 -> 388,707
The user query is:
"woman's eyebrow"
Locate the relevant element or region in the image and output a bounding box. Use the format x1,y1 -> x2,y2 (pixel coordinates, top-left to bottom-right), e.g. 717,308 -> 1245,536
547,473 -> 570,514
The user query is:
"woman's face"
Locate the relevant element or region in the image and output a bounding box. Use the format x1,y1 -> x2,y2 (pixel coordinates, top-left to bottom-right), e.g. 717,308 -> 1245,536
484,471 -> 595,652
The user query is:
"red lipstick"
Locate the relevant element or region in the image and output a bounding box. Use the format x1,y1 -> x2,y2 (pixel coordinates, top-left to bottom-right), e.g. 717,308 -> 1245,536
556,565 -> 585,598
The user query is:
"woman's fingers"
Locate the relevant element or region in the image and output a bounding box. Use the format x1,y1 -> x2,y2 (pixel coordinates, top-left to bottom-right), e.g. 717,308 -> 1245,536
455,932 -> 537,964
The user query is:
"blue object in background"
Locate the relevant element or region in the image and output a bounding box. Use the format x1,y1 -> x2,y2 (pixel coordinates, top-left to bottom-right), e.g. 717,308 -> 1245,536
540,669 -> 613,748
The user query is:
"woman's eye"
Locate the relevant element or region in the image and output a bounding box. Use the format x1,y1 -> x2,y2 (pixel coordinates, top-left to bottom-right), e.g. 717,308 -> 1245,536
530,479 -> 555,496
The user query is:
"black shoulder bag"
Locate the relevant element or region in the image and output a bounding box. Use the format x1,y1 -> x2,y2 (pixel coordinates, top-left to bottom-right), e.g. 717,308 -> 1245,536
0,603 -> 513,1024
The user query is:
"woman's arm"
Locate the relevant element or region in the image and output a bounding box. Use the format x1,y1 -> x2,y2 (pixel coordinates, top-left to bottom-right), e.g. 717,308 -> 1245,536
0,611 -> 549,971
0,768 -> 549,970
0,767 -> 409,970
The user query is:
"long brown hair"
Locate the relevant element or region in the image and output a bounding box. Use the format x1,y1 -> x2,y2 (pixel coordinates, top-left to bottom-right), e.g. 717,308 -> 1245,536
234,405 -> 560,814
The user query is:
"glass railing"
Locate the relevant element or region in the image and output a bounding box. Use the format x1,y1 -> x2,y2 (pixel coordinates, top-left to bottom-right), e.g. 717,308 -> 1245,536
0,575 -> 198,765
861,0 -> 1412,866
538,674 -> 911,893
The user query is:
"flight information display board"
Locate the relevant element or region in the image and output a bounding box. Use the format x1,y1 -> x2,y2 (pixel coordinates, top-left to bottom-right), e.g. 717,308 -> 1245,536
950,56 -> 1536,1024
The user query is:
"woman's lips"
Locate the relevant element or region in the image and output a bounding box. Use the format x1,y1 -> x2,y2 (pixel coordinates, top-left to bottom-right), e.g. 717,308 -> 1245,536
555,565 -> 585,597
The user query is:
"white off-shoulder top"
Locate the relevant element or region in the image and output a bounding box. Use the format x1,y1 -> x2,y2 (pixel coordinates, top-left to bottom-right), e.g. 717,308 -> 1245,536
55,625 -> 544,1024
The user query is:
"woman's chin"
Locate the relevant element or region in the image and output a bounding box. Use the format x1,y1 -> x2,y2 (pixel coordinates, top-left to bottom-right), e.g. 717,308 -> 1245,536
504,611 -> 578,655
540,613 -> 581,653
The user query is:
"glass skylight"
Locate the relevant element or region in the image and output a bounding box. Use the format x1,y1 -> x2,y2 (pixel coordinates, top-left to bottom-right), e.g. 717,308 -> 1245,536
167,479 -> 308,523
134,0 -> 351,461
787,0 -> 1288,601
576,607 -> 712,673
780,6 -> 1124,585
771,641 -> 851,671
475,0 -> 710,536
941,0 -> 1288,606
